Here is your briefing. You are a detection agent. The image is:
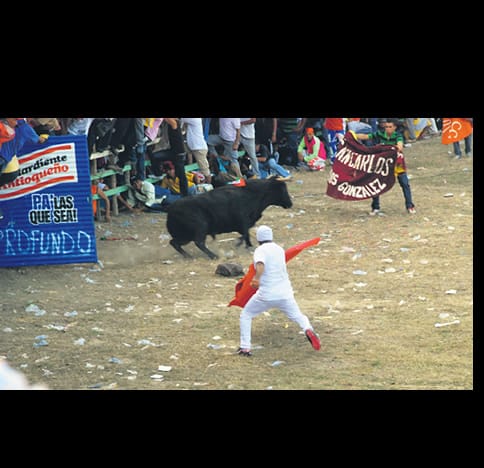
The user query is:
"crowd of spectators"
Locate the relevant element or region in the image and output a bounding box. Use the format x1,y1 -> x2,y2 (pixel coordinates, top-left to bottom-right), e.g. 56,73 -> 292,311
1,117 -> 450,222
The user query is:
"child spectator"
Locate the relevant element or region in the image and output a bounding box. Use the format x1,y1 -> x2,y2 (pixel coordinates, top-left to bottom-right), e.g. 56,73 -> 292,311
91,178 -> 111,222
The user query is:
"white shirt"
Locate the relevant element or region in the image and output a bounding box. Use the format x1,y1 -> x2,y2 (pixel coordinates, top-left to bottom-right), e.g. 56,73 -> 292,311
253,242 -> 293,300
181,118 -> 208,151
219,118 -> 240,142
240,118 -> 255,139
127,180 -> 164,207
67,118 -> 94,135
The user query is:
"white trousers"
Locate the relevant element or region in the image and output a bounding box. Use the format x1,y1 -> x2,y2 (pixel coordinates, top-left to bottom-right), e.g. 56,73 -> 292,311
239,294 -> 312,349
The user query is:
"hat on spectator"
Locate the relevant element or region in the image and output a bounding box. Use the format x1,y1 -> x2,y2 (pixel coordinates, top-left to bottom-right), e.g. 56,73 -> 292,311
256,225 -> 273,242
306,127 -> 314,135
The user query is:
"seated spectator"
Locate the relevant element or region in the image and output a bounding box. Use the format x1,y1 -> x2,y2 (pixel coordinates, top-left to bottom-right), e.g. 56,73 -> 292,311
238,152 -> 257,179
208,151 -> 241,187
146,118 -> 190,195
159,160 -> 198,196
255,142 -> 292,180
297,127 -> 327,171
127,174 -> 181,212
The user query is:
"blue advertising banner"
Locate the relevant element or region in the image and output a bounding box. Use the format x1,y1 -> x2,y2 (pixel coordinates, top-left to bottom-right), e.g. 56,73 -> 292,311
0,135 -> 98,267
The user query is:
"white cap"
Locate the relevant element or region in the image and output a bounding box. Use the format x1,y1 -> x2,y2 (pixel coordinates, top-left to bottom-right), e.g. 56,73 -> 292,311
256,225 -> 273,242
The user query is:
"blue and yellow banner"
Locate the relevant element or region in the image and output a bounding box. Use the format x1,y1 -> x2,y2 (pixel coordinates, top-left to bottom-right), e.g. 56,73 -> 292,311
0,135 -> 97,267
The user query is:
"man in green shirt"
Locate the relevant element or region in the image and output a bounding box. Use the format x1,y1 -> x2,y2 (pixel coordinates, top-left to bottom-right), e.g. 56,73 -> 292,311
354,118 -> 416,215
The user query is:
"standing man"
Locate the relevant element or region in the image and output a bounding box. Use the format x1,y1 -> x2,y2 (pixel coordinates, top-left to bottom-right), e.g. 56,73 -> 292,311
181,117 -> 212,184
239,118 -> 260,178
207,118 -> 243,179
354,118 -> 416,215
237,225 -> 321,356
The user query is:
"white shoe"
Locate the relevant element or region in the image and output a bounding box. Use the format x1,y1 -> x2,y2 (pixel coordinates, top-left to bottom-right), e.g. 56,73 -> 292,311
369,209 -> 380,216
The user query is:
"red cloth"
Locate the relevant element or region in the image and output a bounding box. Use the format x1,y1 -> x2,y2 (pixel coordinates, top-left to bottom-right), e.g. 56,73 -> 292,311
228,237 -> 321,308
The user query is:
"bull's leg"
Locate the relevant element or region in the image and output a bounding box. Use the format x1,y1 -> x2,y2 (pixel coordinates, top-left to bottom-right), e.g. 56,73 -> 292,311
241,228 -> 252,248
170,239 -> 192,259
194,240 -> 219,260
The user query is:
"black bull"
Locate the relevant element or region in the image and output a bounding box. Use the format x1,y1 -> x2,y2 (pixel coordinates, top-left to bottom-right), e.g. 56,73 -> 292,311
166,178 -> 293,259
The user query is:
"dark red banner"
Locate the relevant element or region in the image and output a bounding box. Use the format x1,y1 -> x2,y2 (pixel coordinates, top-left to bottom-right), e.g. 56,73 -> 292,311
326,132 -> 397,201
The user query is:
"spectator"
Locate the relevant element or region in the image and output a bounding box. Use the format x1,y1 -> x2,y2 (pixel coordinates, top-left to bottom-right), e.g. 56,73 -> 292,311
277,118 -> 306,167
64,118 -> 94,136
449,118 -> 473,159
0,118 -> 16,185
127,175 -> 180,211
208,152 -> 241,187
255,142 -> 292,180
86,118 -> 117,154
181,117 -> 212,184
1,118 -> 49,220
28,118 -> 62,136
146,118 -> 190,196
165,118 -> 190,196
128,118 -> 148,180
323,117 -> 345,163
239,118 -> 260,178
92,178 -> 112,222
297,127 -> 327,171
255,118 -> 278,149
207,118 -> 243,179
160,160 -> 198,196
354,118 -> 417,215
0,118 -> 48,186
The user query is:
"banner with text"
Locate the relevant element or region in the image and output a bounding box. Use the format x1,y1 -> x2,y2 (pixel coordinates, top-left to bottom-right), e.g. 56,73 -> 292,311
441,118 -> 473,145
326,132 -> 397,201
0,135 -> 98,267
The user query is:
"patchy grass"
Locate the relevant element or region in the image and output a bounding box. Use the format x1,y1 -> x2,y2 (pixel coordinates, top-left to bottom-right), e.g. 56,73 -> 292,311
0,136 -> 473,390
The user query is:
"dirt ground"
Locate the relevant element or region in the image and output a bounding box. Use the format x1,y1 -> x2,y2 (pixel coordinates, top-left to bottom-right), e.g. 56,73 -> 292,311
0,135 -> 473,390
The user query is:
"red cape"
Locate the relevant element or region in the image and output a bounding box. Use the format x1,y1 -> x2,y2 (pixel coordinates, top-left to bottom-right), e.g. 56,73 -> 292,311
227,237 -> 321,308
